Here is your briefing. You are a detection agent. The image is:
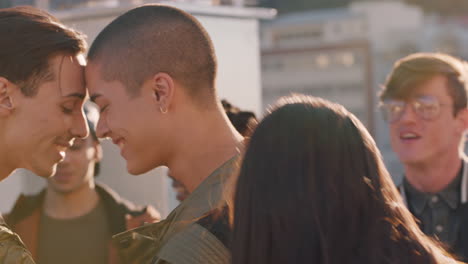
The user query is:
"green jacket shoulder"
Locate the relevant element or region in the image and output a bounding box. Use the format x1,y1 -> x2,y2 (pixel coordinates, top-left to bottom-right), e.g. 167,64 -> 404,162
0,224 -> 35,264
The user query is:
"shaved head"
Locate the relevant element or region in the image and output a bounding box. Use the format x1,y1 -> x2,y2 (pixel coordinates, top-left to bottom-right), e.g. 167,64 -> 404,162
88,4 -> 218,105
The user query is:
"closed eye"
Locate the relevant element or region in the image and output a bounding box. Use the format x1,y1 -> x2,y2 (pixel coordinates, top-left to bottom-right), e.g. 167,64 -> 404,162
61,100 -> 79,115
61,107 -> 73,114
100,105 -> 109,113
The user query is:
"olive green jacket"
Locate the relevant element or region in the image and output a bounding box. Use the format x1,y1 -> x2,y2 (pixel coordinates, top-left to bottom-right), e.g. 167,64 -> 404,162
0,216 -> 35,264
112,156 -> 238,264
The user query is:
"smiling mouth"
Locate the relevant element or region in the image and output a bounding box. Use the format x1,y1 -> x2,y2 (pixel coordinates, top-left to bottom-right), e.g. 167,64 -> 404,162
53,140 -> 72,159
400,132 -> 421,140
112,138 -> 125,149
53,171 -> 73,183
55,144 -> 68,153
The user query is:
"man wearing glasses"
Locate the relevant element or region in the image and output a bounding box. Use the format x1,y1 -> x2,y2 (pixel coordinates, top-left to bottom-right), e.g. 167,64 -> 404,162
380,53 -> 468,260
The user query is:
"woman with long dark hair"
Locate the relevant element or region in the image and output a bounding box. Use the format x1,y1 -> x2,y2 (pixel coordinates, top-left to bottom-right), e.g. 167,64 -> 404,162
232,95 -> 461,264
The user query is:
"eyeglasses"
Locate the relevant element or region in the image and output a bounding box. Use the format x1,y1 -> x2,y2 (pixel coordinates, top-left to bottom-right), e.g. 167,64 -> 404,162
380,95 -> 451,123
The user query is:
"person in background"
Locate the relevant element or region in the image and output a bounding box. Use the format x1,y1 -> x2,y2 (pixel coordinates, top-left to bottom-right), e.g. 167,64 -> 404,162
221,99 -> 257,137
5,102 -> 160,264
380,53 -> 468,260
232,94 -> 462,264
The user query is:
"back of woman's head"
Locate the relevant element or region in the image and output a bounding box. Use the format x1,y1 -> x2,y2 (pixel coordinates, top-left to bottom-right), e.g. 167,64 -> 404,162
232,95 -> 456,264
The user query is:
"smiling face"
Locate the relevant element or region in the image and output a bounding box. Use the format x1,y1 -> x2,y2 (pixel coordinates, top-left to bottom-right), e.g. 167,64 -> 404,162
6,54 -> 88,177
49,136 -> 101,194
389,75 -> 467,165
85,62 -> 170,175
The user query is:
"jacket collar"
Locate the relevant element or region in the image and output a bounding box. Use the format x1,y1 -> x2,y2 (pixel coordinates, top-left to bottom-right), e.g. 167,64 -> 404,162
400,159 -> 468,207
166,154 -> 239,224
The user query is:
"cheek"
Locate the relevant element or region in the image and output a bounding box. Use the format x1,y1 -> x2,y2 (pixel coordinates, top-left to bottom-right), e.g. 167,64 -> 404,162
106,109 -> 125,129
37,112 -> 68,137
429,119 -> 452,137
422,122 -> 453,149
115,108 -> 143,134
389,125 -> 399,141
452,119 -> 465,136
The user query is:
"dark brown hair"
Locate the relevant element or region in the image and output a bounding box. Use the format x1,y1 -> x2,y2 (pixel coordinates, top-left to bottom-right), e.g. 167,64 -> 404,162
232,94 -> 458,264
87,4 -> 217,106
380,53 -> 468,115
222,99 -> 257,137
0,6 -> 86,96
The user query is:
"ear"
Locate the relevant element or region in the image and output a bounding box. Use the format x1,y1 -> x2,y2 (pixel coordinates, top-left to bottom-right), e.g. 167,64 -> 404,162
93,141 -> 103,162
150,73 -> 175,112
456,108 -> 468,133
0,77 -> 15,116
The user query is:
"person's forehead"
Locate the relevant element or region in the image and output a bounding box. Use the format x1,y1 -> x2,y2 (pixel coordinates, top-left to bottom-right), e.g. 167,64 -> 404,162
412,75 -> 451,98
55,54 -> 86,97
86,63 -> 130,102
85,62 -> 108,94
392,75 -> 451,101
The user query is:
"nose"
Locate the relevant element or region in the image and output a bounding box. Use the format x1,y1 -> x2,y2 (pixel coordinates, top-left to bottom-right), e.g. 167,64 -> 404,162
96,115 -> 110,139
398,103 -> 418,124
70,108 -> 89,139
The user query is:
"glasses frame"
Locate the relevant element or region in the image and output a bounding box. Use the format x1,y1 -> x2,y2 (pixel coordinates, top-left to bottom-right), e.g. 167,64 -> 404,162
380,95 -> 451,123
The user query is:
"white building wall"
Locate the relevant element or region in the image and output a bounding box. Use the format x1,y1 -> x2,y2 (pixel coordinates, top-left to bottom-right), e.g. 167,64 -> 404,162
350,1 -> 423,53
0,172 -> 24,213
260,9 -> 372,129
349,1 -> 424,181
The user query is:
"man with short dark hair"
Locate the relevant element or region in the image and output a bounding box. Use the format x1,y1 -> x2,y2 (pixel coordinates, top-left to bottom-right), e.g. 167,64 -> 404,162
5,103 -> 161,264
380,52 -> 468,260
0,6 -> 89,263
86,4 -> 243,264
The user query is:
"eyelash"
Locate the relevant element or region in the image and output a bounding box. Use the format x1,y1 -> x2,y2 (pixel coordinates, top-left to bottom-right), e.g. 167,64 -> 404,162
61,106 -> 73,114
100,105 -> 109,113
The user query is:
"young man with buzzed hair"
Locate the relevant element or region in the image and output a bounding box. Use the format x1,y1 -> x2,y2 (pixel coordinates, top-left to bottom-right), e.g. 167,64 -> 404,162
0,6 -> 89,263
380,53 -> 468,260
85,4 -> 243,264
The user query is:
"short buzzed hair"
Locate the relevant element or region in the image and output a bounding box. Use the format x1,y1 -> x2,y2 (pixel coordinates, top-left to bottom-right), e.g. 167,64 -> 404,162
88,4 -> 218,104
380,53 -> 468,115
0,6 -> 86,97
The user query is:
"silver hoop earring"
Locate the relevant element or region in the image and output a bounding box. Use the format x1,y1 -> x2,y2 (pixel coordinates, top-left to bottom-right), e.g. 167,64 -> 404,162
160,106 -> 168,114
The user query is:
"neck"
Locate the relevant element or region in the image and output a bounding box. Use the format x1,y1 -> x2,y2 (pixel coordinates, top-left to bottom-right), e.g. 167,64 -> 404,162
0,136 -> 17,181
404,153 -> 463,193
169,109 -> 243,193
44,182 -> 99,219
0,160 -> 14,182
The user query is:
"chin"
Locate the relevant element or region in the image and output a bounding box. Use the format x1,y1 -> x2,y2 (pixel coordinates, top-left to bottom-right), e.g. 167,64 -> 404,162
32,164 -> 57,178
127,166 -> 149,175
126,161 -> 155,175
51,186 -> 75,195
398,155 -> 425,165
